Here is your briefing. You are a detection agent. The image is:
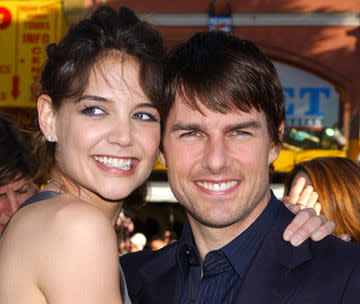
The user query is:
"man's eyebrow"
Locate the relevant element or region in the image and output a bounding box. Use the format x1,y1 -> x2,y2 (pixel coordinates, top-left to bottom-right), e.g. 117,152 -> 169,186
170,123 -> 202,132
170,120 -> 261,133
75,95 -> 108,103
225,120 -> 261,133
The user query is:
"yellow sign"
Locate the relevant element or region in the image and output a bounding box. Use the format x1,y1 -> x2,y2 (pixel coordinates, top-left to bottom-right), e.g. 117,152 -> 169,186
0,0 -> 62,108
273,148 -> 347,173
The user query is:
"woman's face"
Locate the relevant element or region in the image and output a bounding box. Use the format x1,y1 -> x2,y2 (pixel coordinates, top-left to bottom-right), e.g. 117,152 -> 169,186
48,55 -> 160,201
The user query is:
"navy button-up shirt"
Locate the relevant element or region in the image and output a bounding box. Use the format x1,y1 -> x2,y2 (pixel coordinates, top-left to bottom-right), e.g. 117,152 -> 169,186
177,193 -> 280,304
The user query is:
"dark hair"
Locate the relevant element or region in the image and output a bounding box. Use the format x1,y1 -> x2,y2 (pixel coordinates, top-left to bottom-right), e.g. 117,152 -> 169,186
35,5 -> 166,179
285,157 -> 360,242
0,113 -> 38,186
162,30 -> 285,148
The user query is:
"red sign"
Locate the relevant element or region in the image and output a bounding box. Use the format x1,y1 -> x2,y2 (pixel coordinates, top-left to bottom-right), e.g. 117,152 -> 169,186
0,7 -> 11,30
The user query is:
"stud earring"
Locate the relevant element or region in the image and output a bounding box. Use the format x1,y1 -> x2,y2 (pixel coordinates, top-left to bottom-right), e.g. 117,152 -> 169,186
47,135 -> 53,142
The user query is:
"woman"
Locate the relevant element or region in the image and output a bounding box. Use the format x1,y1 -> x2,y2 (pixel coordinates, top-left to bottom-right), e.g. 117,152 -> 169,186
0,6 -> 164,303
285,157 -> 360,242
0,5 -> 334,304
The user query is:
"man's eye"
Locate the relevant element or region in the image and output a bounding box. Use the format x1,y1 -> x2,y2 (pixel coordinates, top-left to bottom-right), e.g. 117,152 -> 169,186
81,106 -> 105,116
181,130 -> 200,137
133,112 -> 157,122
232,130 -> 248,136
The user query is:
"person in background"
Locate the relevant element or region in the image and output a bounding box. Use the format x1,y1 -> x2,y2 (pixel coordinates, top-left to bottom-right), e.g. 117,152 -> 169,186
147,234 -> 166,250
0,113 -> 39,235
129,233 -> 147,252
284,156 -> 360,242
162,228 -> 178,244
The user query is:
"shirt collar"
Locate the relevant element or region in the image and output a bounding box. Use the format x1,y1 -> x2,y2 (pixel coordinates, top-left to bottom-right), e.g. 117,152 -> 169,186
177,191 -> 280,278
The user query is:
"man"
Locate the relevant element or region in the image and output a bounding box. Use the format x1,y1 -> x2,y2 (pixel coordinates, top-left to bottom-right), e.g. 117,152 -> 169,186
0,113 -> 39,235
121,31 -> 360,303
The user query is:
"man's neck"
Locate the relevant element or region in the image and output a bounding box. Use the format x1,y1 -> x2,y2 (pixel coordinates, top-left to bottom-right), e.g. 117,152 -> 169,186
188,191 -> 271,262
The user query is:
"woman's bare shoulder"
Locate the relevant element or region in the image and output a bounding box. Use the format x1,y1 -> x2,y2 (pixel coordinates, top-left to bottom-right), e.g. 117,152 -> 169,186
1,193 -> 116,259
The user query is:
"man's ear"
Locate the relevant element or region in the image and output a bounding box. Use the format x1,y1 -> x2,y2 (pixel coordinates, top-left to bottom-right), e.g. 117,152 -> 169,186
268,122 -> 284,164
37,94 -> 57,142
278,121 -> 285,142
159,151 -> 167,169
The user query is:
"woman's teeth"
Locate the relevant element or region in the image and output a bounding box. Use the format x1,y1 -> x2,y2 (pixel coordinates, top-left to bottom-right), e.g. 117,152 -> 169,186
94,156 -> 132,170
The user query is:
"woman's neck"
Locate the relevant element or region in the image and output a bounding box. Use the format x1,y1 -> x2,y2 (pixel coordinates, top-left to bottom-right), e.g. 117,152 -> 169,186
45,170 -> 124,226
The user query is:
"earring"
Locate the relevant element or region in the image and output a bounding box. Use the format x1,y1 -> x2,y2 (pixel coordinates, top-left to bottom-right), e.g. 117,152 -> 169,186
47,135 -> 53,142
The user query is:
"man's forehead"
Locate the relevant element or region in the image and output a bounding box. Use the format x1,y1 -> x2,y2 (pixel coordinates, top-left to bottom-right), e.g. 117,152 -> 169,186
171,95 -> 263,119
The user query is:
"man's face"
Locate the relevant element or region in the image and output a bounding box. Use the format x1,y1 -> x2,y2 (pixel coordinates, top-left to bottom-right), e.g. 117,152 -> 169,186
0,177 -> 39,233
160,98 -> 281,232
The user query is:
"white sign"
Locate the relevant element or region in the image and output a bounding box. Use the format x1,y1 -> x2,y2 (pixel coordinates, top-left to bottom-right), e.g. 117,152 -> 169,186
274,61 -> 339,129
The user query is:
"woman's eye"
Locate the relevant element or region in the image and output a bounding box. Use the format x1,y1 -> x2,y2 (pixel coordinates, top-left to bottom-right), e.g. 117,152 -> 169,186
133,112 -> 157,121
81,106 -> 105,116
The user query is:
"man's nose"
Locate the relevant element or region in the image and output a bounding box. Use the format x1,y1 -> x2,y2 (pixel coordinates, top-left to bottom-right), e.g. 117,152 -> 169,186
202,136 -> 229,173
4,192 -> 20,216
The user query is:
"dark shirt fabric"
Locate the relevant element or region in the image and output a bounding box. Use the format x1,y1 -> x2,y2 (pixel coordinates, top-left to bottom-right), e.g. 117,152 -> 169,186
121,193 -> 360,304
178,195 -> 280,304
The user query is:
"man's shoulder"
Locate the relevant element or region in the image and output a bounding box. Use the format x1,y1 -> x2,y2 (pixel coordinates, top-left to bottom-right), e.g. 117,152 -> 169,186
272,202 -> 360,267
311,233 -> 360,263
121,240 -> 179,269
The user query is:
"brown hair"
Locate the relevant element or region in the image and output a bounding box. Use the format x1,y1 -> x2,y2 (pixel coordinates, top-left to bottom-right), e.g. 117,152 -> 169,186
34,6 -> 165,180
162,30 -> 285,149
285,157 -> 360,242
0,113 -> 38,186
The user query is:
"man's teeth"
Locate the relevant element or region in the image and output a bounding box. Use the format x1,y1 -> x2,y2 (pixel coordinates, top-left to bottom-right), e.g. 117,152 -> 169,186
94,156 -> 132,170
196,181 -> 238,191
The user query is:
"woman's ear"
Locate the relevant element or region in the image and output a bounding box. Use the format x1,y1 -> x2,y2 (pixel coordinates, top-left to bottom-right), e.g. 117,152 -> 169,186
37,94 -> 57,142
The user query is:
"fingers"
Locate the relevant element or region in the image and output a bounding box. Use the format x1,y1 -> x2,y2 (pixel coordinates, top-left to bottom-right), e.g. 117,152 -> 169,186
288,176 -> 306,203
297,185 -> 318,209
338,234 -> 352,242
314,202 -> 322,216
284,202 -> 301,215
310,215 -> 335,241
283,207 -> 316,246
283,208 -> 335,246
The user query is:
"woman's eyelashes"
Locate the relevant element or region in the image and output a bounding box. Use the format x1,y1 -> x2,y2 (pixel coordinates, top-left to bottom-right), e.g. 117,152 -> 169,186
80,105 -> 106,116
79,103 -> 159,122
132,111 -> 159,122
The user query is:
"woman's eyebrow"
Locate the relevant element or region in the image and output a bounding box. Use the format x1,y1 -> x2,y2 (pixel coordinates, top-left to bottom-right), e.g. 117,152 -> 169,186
134,103 -> 157,109
75,95 -> 108,103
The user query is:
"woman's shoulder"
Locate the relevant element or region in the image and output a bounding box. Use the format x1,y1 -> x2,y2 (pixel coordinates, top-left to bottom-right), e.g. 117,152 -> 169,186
3,192 -> 116,253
